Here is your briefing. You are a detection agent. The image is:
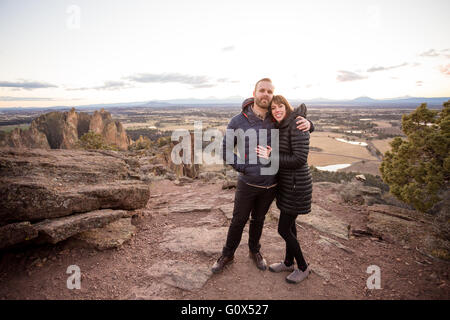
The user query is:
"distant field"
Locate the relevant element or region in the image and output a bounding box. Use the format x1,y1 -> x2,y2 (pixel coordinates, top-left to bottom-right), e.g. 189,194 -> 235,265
190,130 -> 380,171
372,138 -> 395,155
339,160 -> 382,176
308,153 -> 367,166
309,131 -> 377,165
0,124 -> 30,132
373,120 -> 392,128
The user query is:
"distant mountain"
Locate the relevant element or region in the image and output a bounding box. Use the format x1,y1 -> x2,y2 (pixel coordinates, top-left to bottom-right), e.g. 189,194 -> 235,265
293,96 -> 449,108
352,96 -> 378,102
1,96 -> 448,112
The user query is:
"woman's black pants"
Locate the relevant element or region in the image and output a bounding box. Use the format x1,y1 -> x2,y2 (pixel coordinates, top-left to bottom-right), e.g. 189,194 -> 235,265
278,212 -> 308,270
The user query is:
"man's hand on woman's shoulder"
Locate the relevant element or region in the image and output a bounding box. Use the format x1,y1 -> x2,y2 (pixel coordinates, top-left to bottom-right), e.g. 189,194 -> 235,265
295,116 -> 311,131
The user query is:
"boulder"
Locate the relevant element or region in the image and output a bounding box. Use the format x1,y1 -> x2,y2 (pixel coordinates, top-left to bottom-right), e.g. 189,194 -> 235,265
0,147 -> 150,248
225,170 -> 239,179
0,147 -> 150,224
34,209 -> 127,244
168,204 -> 213,214
339,181 -> 382,205
297,204 -> 350,240
198,171 -> 225,182
222,179 -> 237,189
71,218 -> 136,250
366,204 -> 449,260
0,222 -> 38,249
366,204 -> 430,244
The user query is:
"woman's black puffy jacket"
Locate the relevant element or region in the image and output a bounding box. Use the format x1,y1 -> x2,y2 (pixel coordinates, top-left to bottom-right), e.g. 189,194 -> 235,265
274,105 -> 312,216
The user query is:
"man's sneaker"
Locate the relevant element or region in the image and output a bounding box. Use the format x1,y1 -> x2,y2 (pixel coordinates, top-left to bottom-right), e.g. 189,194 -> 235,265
249,251 -> 267,271
211,255 -> 234,274
285,266 -> 310,284
269,261 -> 295,273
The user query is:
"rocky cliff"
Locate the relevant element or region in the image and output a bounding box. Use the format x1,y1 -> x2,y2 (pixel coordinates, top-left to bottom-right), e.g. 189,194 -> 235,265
0,108 -> 132,151
0,147 -> 150,249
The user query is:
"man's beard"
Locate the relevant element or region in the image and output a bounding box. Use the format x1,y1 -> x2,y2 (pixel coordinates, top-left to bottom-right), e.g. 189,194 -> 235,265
255,96 -> 270,109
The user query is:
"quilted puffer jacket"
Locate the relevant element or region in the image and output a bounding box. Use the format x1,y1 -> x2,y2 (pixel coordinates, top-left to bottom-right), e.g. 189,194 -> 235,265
274,105 -> 312,215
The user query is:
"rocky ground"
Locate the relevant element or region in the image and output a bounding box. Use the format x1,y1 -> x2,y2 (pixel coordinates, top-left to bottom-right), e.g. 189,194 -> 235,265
0,178 -> 448,300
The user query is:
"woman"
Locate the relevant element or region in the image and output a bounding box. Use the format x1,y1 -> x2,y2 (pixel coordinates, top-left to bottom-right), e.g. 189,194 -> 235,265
256,95 -> 312,284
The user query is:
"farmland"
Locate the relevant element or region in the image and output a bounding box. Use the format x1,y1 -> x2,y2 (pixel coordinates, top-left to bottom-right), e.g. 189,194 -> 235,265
0,105 -> 414,176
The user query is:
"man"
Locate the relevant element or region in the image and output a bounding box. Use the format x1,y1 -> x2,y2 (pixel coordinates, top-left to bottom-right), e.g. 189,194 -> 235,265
212,78 -> 313,273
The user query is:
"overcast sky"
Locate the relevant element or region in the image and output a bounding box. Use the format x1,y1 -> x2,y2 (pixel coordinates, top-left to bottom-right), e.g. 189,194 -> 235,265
0,0 -> 449,108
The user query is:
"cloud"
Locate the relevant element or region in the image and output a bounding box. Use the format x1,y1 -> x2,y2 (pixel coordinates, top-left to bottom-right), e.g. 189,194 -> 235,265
69,81 -> 132,91
126,73 -> 211,86
367,62 -> 408,72
125,73 -> 239,89
221,46 -> 235,52
190,83 -> 217,89
0,80 -> 58,90
217,78 -> 239,84
0,96 -> 56,101
443,49 -> 450,59
419,49 -> 440,57
416,81 -> 423,86
439,64 -> 450,76
336,70 -> 368,82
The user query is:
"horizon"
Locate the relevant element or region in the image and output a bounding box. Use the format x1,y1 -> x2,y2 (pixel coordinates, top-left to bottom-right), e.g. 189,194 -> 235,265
2,95 -> 449,111
1,0 -> 449,108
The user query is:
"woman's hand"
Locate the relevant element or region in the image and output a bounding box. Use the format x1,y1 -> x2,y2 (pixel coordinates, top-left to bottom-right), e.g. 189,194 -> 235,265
255,145 -> 272,159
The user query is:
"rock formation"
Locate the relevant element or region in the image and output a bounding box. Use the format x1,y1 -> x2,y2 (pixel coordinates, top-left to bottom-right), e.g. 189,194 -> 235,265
0,147 -> 150,249
0,108 -> 132,151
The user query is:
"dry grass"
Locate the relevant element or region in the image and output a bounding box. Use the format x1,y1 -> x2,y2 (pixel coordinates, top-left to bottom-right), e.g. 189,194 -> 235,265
373,120 -> 392,128
308,153 -> 360,166
309,131 -> 377,162
372,138 -> 394,155
339,160 -> 382,176
0,124 -> 30,132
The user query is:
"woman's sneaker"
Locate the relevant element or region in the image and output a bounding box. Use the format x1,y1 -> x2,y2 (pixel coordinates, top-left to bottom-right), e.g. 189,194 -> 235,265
269,261 -> 295,273
286,266 -> 310,284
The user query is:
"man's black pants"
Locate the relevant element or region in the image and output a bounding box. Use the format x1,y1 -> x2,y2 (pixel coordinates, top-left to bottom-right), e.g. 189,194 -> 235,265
222,179 -> 277,257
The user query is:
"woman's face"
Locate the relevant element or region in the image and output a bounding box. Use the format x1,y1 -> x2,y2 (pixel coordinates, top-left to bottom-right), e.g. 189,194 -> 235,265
271,102 -> 286,122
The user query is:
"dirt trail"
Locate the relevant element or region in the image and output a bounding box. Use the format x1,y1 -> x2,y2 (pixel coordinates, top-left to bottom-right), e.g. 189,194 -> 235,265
0,179 -> 448,300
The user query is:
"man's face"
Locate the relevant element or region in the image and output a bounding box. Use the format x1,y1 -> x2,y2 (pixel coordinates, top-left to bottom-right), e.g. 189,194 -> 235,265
253,81 -> 274,109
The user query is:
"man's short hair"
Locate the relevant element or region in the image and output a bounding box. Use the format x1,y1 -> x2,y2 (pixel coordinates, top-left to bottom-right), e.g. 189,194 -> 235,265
254,78 -> 273,92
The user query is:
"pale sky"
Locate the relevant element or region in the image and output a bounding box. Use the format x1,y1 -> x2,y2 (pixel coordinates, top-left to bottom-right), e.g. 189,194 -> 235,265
0,0 -> 449,108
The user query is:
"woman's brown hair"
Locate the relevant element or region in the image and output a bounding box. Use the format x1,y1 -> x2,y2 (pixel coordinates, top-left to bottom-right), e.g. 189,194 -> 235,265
270,95 -> 294,120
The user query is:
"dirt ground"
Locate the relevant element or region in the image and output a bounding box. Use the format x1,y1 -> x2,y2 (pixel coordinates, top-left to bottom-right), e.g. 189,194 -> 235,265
0,179 -> 448,300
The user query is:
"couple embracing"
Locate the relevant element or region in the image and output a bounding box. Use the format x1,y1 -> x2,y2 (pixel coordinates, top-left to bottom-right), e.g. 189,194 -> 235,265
212,78 -> 314,284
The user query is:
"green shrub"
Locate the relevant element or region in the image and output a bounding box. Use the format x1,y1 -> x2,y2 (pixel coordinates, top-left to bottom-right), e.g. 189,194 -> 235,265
77,131 -> 119,151
380,101 -> 450,212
